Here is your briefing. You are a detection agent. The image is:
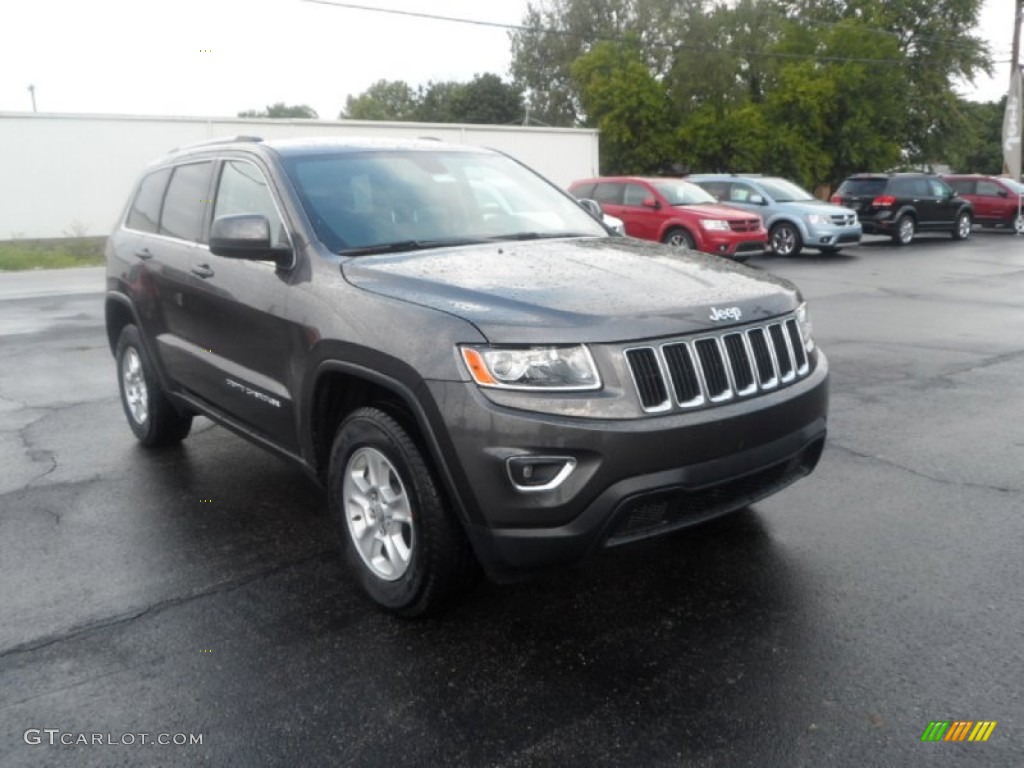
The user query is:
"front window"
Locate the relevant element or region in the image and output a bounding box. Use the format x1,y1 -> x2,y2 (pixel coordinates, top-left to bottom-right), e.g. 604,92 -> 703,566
281,149 -> 605,254
650,180 -> 717,206
757,178 -> 815,203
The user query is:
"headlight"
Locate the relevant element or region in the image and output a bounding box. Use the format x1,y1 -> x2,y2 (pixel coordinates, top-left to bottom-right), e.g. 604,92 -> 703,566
460,345 -> 602,391
699,219 -> 731,231
796,302 -> 815,353
806,214 -> 830,225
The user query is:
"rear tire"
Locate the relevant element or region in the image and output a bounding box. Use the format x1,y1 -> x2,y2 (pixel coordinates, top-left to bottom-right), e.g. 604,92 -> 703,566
328,407 -> 478,617
952,211 -> 972,240
893,215 -> 915,246
663,227 -> 694,249
115,325 -> 192,447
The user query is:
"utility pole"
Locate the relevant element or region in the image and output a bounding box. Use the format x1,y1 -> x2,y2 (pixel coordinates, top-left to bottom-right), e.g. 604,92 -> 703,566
1013,0 -> 1023,79
27,84 -> 36,112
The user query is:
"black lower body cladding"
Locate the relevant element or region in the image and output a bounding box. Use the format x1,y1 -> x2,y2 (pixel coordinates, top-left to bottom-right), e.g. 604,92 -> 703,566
425,353 -> 829,581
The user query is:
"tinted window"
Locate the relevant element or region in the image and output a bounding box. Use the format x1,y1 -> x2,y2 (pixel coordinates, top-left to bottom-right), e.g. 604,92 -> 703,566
696,181 -> 729,201
976,180 -> 1002,196
623,183 -> 649,206
214,160 -> 287,246
570,182 -> 596,199
837,178 -> 887,196
126,168 -> 171,233
946,179 -> 976,195
889,179 -> 917,197
593,183 -> 623,204
160,162 -> 213,242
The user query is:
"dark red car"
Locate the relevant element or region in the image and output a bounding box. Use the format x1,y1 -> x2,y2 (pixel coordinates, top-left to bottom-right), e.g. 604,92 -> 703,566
569,176 -> 767,261
942,175 -> 1024,233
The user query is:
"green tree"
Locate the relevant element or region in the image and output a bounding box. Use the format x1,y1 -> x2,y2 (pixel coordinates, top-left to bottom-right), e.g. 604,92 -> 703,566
341,80 -> 418,121
571,41 -> 675,173
945,97 -> 1004,174
415,75 -> 524,124
238,102 -> 318,119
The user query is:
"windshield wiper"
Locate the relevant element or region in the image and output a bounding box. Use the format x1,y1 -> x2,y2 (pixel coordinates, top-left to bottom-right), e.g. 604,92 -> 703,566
488,231 -> 595,241
338,237 -> 485,256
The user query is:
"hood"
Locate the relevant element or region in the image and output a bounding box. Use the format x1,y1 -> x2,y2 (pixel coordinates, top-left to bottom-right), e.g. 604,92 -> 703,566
680,203 -> 760,220
341,237 -> 799,344
781,199 -> 858,217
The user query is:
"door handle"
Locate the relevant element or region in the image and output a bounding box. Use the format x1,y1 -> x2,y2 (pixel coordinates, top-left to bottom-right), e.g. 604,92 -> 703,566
191,263 -> 215,279
134,248 -> 153,260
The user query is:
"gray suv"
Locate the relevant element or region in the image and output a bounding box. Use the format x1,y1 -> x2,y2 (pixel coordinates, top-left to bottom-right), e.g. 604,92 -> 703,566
689,174 -> 862,257
105,137 -> 829,616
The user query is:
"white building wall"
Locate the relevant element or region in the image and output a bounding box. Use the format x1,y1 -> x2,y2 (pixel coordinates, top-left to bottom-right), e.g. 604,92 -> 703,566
0,113 -> 600,239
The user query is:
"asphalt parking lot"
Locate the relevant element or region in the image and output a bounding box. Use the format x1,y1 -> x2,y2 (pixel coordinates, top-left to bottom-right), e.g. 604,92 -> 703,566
1,232 -> 1021,767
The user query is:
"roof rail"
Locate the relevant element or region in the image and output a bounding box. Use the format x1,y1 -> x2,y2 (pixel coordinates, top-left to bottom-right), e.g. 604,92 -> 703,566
171,135 -> 264,152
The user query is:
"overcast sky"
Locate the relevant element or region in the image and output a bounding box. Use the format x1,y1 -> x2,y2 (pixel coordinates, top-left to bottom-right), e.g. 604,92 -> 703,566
0,0 -> 1015,119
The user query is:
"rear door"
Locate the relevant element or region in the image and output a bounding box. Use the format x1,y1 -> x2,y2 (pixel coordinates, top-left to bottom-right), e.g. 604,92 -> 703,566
138,161 -> 214,390
926,178 -> 961,229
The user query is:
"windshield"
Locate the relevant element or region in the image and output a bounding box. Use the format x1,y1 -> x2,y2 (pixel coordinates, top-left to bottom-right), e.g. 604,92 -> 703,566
1004,179 -> 1024,194
758,178 -> 815,203
281,149 -> 606,253
651,180 -> 718,206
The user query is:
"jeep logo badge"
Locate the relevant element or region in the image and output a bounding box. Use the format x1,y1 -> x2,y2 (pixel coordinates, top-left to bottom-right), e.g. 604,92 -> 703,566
709,306 -> 742,322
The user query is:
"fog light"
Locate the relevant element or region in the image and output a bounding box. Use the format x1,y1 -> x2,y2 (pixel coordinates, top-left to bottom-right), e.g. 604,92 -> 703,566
506,456 -> 576,492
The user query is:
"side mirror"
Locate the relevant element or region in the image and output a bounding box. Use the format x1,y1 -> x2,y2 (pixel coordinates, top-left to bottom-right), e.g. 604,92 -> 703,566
210,215 -> 291,268
998,189 -> 1009,198
642,197 -> 660,209
577,198 -> 604,220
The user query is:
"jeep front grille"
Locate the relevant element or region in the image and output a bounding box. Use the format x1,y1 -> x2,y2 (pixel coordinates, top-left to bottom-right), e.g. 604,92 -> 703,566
625,314 -> 811,413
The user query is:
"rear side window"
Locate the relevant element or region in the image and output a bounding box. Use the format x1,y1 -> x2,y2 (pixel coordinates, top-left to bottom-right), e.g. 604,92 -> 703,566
593,183 -> 623,204
837,178 -> 887,196
946,179 -> 976,195
570,182 -> 596,199
126,168 -> 171,233
160,162 -> 213,242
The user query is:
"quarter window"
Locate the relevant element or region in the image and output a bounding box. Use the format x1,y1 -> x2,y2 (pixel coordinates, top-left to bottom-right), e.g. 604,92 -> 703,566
160,162 -> 213,242
214,160 -> 287,246
126,168 -> 171,234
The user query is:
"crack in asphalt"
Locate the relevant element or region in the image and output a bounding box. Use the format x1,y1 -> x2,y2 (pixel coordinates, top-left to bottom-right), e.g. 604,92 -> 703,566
0,549 -> 338,664
828,442 -> 1020,495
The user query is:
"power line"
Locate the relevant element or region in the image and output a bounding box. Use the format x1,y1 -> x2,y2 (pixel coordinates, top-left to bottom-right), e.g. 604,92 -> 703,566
301,0 -> 943,65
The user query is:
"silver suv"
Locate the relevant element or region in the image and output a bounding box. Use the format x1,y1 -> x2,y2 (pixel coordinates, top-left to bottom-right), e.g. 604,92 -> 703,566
689,174 -> 861,257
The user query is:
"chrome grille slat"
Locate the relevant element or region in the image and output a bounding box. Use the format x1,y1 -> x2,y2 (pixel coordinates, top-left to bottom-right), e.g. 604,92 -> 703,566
625,313 -> 813,413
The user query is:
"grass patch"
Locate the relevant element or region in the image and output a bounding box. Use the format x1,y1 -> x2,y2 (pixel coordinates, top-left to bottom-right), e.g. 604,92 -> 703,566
0,237 -> 107,271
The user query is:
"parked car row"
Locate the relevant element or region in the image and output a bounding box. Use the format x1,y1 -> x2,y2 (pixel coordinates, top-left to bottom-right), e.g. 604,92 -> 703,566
574,170 -> 1021,258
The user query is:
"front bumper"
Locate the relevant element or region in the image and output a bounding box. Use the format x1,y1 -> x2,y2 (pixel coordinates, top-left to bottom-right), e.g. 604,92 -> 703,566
425,352 -> 829,580
698,231 -> 768,258
805,223 -> 862,248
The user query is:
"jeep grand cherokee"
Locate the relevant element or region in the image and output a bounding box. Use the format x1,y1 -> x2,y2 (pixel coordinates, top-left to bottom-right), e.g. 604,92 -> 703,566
105,136 -> 829,616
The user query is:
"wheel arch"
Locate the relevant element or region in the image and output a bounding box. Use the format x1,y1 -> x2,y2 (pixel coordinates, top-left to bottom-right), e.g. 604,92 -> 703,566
659,221 -> 698,245
105,292 -> 140,356
308,361 -> 478,529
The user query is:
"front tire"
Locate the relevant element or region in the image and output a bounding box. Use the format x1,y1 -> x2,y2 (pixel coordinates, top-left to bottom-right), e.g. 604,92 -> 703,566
663,227 -> 694,249
770,222 -> 802,257
893,215 -> 915,246
115,325 -> 192,447
328,407 -> 478,617
952,211 -> 972,240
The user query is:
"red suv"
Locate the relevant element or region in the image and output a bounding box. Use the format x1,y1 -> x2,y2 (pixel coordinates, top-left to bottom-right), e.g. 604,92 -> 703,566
942,175 -> 1024,233
569,176 -> 767,261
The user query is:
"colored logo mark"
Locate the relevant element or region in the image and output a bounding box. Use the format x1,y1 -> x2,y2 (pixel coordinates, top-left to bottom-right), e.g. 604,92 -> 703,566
921,720 -> 997,742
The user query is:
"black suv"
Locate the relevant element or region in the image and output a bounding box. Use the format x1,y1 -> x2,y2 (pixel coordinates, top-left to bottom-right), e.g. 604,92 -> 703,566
106,136 -> 829,615
831,173 -> 973,245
